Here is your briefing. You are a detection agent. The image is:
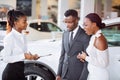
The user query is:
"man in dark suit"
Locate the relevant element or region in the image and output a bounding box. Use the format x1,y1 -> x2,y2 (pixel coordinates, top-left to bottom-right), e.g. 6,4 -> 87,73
56,9 -> 90,80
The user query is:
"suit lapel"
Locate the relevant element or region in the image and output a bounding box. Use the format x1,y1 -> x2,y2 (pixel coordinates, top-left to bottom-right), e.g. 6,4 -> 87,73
69,27 -> 82,48
66,31 -> 70,50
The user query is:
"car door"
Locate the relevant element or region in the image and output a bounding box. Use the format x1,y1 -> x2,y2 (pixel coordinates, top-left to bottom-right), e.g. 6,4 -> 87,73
102,24 -> 120,80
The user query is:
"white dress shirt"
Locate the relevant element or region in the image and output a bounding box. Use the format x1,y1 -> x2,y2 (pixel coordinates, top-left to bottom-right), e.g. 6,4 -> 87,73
69,26 -> 79,41
0,28 -> 27,63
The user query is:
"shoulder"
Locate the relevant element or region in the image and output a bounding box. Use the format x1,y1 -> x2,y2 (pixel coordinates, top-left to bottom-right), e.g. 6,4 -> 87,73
95,34 -> 108,50
79,26 -> 87,35
79,26 -> 91,40
73,26 -> 91,44
78,26 -> 84,31
4,32 -> 14,42
63,30 -> 69,35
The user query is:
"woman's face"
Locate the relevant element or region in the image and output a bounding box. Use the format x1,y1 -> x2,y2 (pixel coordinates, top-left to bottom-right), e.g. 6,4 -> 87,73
83,18 -> 95,35
14,16 -> 28,32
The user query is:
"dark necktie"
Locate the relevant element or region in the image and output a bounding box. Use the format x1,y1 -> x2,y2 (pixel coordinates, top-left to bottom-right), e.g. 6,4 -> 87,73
69,31 -> 74,47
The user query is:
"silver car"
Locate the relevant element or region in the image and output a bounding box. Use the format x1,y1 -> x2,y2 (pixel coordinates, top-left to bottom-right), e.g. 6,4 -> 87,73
102,17 -> 120,80
26,19 -> 62,41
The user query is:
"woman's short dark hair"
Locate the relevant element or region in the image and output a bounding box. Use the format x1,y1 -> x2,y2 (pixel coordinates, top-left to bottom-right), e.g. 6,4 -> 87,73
85,13 -> 105,29
7,9 -> 26,27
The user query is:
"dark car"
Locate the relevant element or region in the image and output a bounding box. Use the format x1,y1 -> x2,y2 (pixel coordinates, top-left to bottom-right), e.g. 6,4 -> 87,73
0,20 -> 6,51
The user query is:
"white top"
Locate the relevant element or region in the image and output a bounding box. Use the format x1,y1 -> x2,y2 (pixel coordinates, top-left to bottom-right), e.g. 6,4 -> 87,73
0,28 -> 27,63
85,30 -> 109,80
85,30 -> 109,68
69,26 -> 79,41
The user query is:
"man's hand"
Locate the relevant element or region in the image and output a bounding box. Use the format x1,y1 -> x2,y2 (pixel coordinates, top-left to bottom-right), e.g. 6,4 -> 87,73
56,76 -> 61,80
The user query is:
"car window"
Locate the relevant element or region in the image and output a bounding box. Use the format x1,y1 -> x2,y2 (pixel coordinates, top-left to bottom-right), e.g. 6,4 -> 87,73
29,22 -> 62,32
0,21 -> 6,42
102,24 -> 120,46
40,22 -> 50,32
47,22 -> 62,32
29,22 -> 50,32
0,21 -> 6,30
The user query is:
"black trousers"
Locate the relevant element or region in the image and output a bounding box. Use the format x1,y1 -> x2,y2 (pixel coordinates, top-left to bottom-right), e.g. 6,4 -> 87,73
2,61 -> 26,80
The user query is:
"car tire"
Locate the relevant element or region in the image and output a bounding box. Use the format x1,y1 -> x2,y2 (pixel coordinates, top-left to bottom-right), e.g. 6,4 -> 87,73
0,46 -> 3,51
24,66 -> 55,80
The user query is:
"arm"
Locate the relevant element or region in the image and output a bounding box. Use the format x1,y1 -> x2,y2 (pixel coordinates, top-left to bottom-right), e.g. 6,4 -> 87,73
79,36 -> 89,80
1,36 -> 35,63
57,33 -> 65,77
81,36 -> 109,68
79,61 -> 89,80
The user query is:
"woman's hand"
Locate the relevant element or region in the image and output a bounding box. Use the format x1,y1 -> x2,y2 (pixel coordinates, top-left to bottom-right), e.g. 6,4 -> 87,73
33,54 -> 40,60
77,53 -> 84,62
24,53 -> 33,60
77,51 -> 87,62
24,53 -> 40,60
56,76 -> 61,80
80,51 -> 87,60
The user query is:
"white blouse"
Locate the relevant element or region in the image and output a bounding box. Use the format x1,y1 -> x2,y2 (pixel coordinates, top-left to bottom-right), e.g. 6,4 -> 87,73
0,28 -> 27,63
85,30 -> 109,68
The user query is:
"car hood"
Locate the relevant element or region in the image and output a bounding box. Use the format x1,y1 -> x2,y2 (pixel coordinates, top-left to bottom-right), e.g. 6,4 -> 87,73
27,39 -> 62,73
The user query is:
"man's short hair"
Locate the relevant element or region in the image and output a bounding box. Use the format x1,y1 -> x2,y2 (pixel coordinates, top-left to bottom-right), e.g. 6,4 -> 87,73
64,9 -> 78,18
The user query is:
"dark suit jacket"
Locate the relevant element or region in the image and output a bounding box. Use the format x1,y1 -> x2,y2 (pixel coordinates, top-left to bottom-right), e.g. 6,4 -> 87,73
57,26 -> 90,80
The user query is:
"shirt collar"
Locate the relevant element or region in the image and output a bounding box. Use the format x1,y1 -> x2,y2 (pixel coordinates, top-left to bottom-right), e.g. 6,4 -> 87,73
94,29 -> 102,38
12,28 -> 23,37
72,25 -> 79,34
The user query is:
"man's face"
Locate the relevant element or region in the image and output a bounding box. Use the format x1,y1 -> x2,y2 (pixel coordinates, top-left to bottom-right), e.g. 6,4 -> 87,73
64,16 -> 78,31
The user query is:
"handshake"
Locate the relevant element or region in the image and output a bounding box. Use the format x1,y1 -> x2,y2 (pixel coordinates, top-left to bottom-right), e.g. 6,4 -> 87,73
24,52 -> 40,60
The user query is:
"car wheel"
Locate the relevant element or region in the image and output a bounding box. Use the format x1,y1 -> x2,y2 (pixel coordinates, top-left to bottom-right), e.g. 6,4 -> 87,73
24,66 -> 55,80
0,46 -> 3,51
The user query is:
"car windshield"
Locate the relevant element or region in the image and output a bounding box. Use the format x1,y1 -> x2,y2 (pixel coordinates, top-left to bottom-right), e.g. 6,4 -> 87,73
29,22 -> 62,32
102,24 -> 120,47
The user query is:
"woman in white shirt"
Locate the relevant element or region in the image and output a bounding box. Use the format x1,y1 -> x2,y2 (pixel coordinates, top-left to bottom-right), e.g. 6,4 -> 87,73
77,13 -> 109,80
1,9 -> 39,80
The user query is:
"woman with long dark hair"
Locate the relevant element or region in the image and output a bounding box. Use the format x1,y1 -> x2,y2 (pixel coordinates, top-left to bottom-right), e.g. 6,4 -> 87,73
1,9 -> 39,80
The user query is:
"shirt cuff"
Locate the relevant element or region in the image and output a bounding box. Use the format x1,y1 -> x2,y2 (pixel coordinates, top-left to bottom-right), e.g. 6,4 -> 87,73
85,56 -> 90,62
20,54 -> 25,60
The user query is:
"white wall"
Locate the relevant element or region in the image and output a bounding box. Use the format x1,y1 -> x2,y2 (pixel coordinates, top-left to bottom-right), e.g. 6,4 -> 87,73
0,0 -> 16,9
